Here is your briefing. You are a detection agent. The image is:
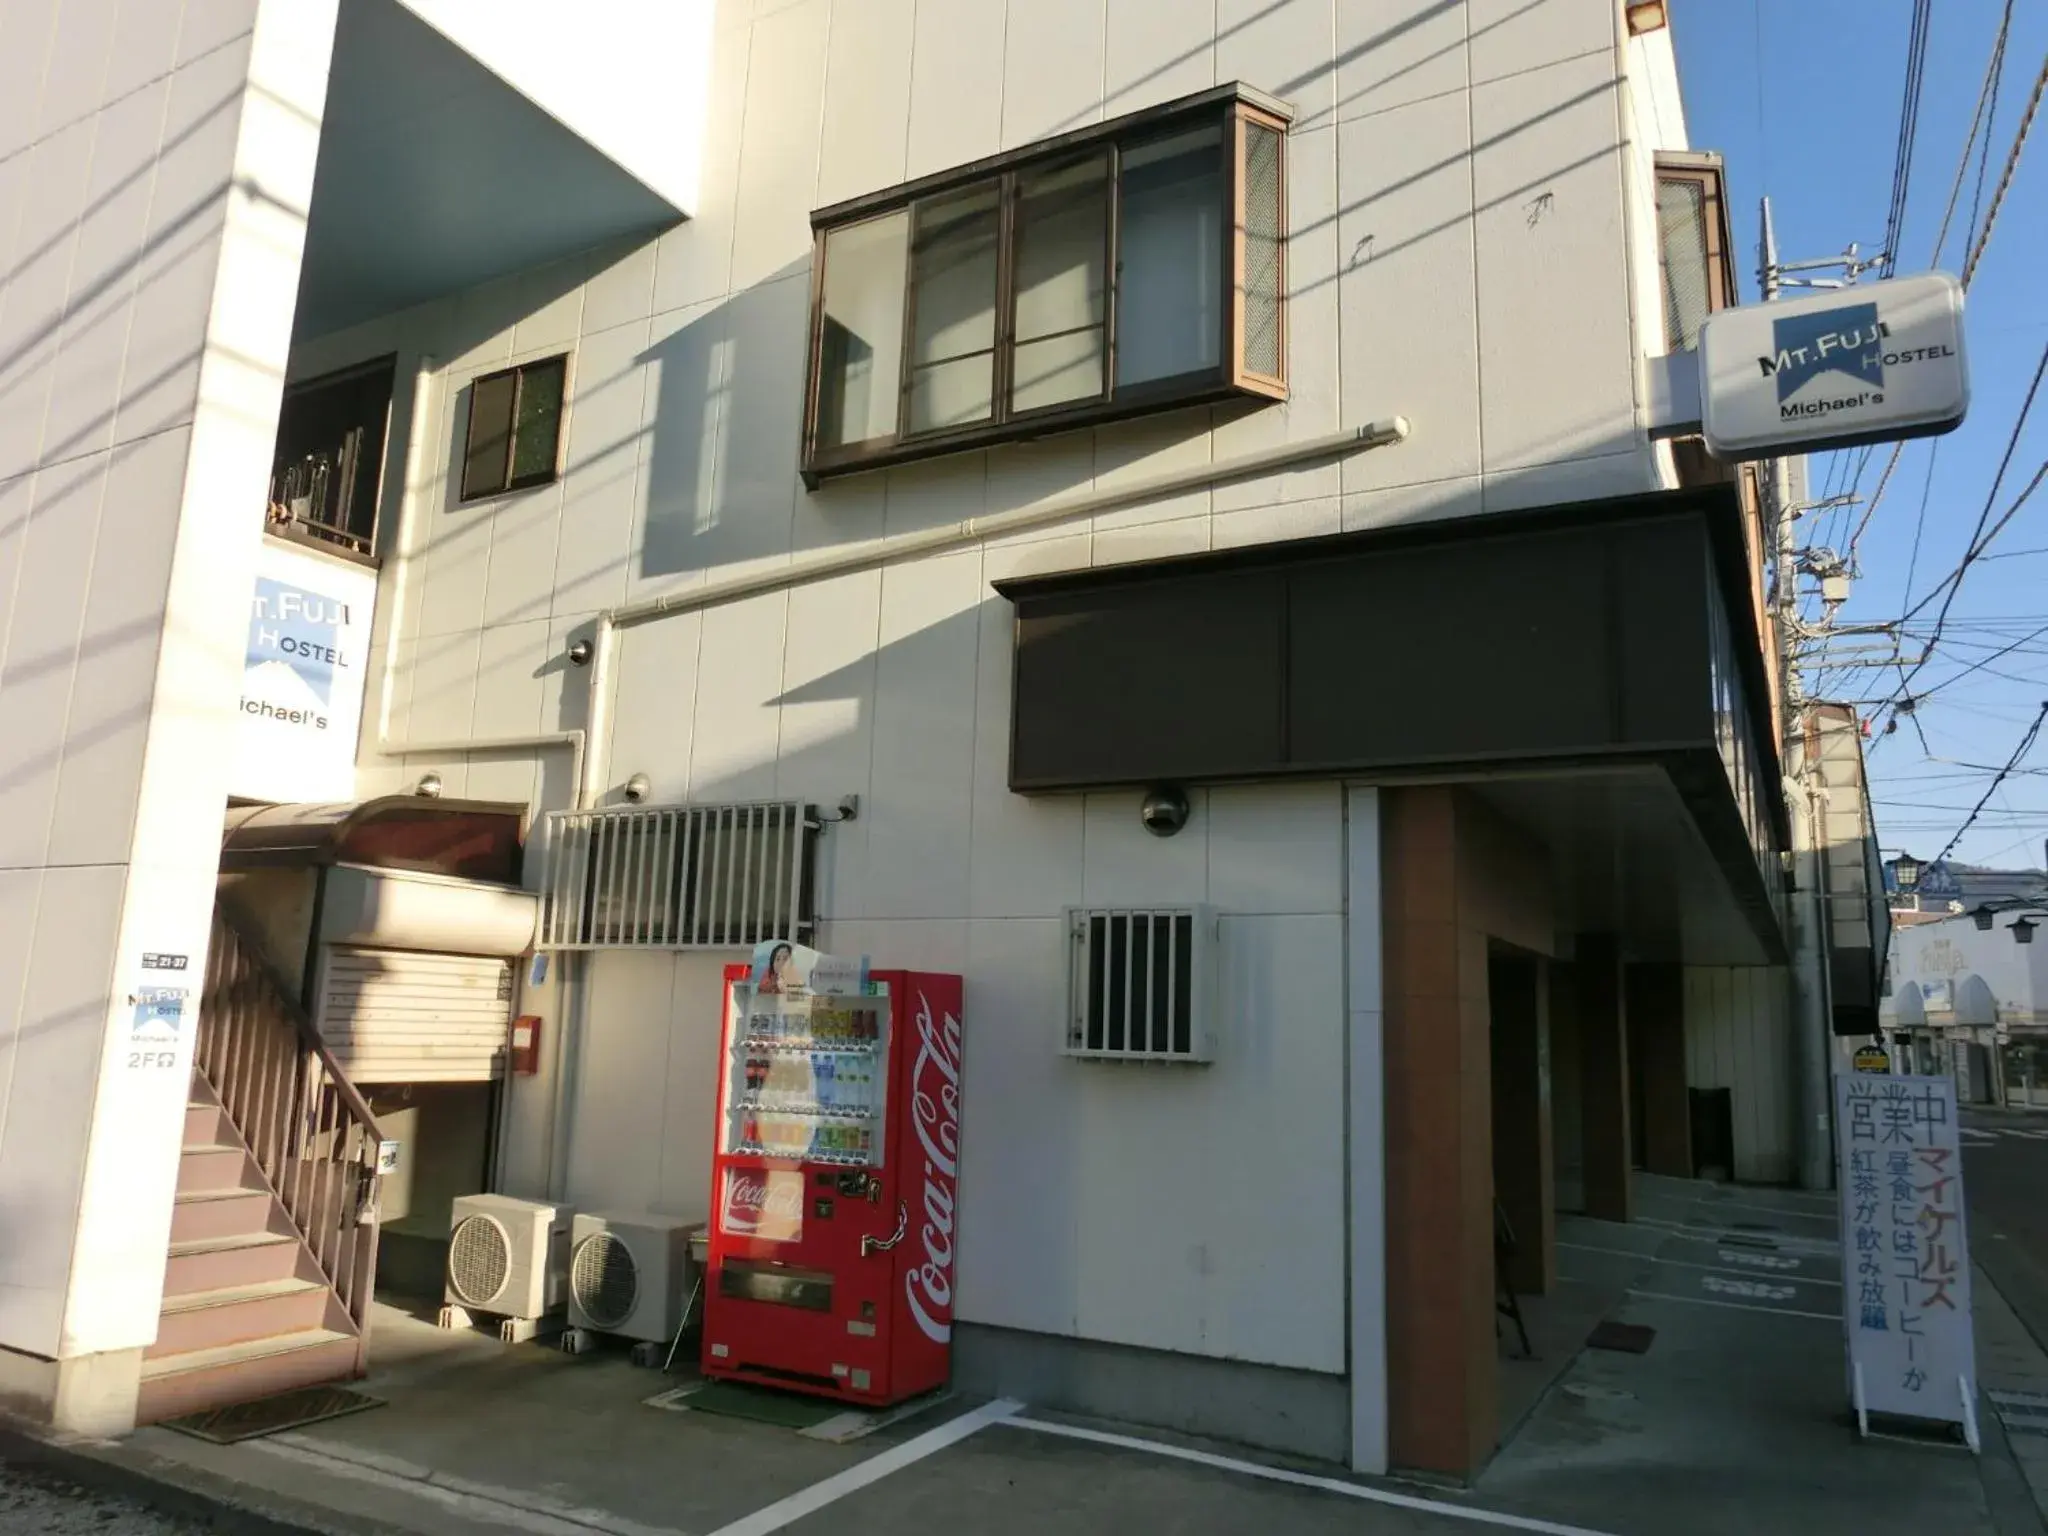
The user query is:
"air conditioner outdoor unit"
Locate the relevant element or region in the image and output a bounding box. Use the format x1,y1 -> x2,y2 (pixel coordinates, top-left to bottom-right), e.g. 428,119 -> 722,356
443,1194 -> 570,1337
562,1212 -> 701,1364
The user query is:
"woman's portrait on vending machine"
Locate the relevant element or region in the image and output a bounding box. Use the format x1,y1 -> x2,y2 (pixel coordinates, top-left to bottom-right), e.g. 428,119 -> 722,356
757,941 -> 796,994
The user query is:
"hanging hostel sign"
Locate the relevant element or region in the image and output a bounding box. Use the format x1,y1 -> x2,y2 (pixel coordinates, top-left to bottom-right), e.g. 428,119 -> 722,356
1833,1071 -> 1978,1448
1696,271 -> 1968,460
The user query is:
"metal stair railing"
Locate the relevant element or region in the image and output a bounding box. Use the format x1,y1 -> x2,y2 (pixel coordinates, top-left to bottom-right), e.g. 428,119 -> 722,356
194,906 -> 384,1371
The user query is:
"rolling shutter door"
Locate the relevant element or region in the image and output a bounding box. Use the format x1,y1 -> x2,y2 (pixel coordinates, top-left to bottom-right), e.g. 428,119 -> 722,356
315,949 -> 513,1083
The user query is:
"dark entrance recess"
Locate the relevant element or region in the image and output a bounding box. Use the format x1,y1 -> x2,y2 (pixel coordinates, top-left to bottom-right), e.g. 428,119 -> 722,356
993,486 -> 1790,957
1688,1086 -> 1735,1180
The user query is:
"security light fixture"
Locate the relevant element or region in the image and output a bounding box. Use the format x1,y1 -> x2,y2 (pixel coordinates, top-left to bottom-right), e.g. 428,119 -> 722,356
623,773 -> 652,803
415,772 -> 443,798
568,638 -> 593,666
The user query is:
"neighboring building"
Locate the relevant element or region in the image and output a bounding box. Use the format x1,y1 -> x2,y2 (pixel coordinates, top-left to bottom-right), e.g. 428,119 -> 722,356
0,0 -> 1871,1481
1812,702 -> 1890,1047
1884,855 -> 2048,922
1885,907 -> 2048,1107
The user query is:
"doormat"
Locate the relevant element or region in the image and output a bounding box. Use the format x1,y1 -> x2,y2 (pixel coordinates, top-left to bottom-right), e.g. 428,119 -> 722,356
1586,1321 -> 1656,1355
649,1380 -> 843,1430
162,1385 -> 383,1444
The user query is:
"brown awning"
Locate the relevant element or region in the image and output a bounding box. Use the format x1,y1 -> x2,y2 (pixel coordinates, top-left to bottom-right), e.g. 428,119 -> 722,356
221,797 -> 527,883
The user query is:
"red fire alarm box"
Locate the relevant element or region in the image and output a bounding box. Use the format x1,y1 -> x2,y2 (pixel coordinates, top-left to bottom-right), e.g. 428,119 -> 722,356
509,1014 -> 542,1076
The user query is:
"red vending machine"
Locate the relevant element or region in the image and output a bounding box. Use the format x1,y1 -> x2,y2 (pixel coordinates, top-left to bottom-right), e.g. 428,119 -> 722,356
703,964 -> 963,1406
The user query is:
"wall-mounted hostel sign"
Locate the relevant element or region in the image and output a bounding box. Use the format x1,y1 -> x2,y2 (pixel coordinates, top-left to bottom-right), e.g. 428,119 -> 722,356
231,539 -> 376,804
1699,271 -> 1967,460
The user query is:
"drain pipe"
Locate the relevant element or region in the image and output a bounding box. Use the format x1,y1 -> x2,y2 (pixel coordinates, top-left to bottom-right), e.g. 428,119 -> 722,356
578,417 -> 1411,805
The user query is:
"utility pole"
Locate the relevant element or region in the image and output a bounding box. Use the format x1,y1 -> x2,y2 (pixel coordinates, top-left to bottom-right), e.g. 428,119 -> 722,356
1761,196 -> 1838,1193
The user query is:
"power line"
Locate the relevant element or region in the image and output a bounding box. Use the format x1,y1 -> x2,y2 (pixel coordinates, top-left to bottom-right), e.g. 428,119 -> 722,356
1924,701 -> 2048,868
1848,14 -> 2022,564
1961,45 -> 2048,289
1893,618 -> 2048,706
1879,341 -> 2048,716
1880,0 -> 1935,279
1896,441 -> 1940,604
1930,1 -> 2014,266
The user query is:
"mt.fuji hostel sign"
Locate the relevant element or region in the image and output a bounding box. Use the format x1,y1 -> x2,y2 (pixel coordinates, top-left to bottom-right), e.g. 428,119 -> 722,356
1698,271 -> 1968,460
231,539 -> 376,803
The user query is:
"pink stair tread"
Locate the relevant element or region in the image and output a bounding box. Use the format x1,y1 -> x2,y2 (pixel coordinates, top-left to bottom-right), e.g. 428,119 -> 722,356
160,1277 -> 324,1315
141,1328 -> 350,1380
167,1232 -> 295,1259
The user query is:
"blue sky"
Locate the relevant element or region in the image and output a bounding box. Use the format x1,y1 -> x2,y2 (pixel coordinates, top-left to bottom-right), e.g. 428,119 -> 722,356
1671,1 -> 2048,870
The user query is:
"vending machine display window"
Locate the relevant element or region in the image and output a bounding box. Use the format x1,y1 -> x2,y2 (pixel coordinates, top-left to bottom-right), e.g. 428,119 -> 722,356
723,984 -> 891,1167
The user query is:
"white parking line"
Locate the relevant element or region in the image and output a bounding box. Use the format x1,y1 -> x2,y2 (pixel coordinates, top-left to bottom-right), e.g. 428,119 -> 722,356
1003,1417 -> 1621,1536
1677,1195 -> 1837,1222
1556,1240 -> 1841,1287
702,1397 -> 1023,1536
1626,1288 -> 1837,1322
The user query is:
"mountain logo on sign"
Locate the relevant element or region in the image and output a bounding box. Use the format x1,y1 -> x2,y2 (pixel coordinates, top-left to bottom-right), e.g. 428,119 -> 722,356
246,578 -> 350,704
1758,302 -> 1885,401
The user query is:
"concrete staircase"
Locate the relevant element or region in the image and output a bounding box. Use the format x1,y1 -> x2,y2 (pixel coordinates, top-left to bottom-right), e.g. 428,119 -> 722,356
138,1078 -> 363,1422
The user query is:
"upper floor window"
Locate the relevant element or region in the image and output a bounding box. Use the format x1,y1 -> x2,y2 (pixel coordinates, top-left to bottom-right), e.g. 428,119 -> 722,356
1656,152 -> 1737,489
803,84 -> 1289,487
461,355 -> 568,501
266,356 -> 396,560
1654,153 -> 1733,353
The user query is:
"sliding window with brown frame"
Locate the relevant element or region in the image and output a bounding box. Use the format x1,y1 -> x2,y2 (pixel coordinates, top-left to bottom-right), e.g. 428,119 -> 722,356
801,83 -> 1290,487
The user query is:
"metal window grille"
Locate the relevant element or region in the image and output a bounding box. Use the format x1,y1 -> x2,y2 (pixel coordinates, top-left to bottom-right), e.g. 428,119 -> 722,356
540,802 -> 815,950
1063,905 -> 1218,1063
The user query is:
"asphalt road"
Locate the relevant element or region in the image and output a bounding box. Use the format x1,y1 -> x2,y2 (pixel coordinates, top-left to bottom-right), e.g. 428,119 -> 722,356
0,1456 -> 211,1535
1963,1108 -> 2048,1356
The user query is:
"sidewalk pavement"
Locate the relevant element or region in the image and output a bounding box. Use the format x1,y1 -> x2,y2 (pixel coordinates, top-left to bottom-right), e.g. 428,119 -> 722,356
1478,1174 -> 2044,1536
9,1172 -> 2046,1536
1976,1254 -> 2048,1526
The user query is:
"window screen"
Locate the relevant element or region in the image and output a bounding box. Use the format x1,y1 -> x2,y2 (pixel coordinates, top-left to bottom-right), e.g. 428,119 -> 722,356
1241,121 -> 1284,380
1656,176 -> 1714,352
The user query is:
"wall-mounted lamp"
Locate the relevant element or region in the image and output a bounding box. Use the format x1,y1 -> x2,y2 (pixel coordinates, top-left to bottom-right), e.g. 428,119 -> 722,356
2013,917 -> 2038,946
1974,905 -> 1997,931
568,638 -> 593,666
623,773 -> 652,803
1893,852 -> 1923,890
415,772 -> 443,798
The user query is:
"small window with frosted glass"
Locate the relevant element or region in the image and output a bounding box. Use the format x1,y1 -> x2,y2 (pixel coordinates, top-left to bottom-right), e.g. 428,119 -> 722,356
802,86 -> 1288,486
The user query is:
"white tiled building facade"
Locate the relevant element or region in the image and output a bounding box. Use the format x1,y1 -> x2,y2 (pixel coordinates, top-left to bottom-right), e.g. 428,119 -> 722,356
0,0 -> 1797,1469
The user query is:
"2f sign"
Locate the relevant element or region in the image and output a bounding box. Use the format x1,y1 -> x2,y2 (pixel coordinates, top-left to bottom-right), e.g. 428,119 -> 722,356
1698,271 -> 1968,460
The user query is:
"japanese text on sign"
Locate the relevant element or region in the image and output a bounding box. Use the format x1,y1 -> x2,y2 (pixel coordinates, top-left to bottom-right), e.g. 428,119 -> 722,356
1835,1073 -> 1974,1426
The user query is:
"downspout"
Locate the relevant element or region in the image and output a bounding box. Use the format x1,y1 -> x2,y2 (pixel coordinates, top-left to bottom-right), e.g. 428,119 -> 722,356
579,418 -> 1411,801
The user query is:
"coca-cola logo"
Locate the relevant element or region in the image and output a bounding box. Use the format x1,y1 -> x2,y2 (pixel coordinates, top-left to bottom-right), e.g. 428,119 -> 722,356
904,990 -> 963,1344
723,1168 -> 804,1242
